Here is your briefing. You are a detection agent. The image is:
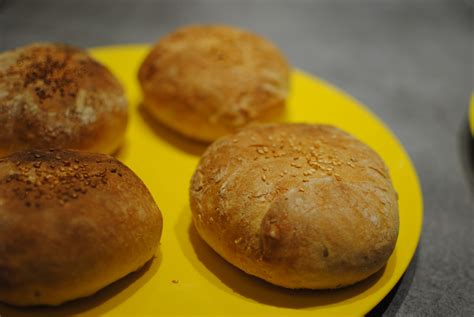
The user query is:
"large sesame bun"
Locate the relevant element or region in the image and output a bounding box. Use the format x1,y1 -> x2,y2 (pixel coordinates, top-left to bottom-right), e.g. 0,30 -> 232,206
138,25 -> 290,142
0,149 -> 162,306
190,124 -> 399,289
0,43 -> 128,156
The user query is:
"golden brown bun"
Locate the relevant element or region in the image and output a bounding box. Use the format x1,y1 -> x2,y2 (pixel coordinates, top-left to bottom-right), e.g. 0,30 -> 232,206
138,25 -> 290,142
190,124 -> 399,289
0,43 -> 128,156
0,149 -> 162,306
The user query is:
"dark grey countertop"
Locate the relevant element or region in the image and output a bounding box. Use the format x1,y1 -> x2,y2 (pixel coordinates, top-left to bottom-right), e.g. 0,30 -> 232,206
1,0 -> 473,316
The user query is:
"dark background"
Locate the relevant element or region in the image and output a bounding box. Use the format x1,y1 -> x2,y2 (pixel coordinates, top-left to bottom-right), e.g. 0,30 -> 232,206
1,0 -> 473,315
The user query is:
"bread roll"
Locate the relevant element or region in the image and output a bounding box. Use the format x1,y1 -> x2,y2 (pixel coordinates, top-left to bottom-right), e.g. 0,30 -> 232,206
138,25 -> 290,142
0,149 -> 162,306
0,43 -> 128,156
190,124 -> 399,289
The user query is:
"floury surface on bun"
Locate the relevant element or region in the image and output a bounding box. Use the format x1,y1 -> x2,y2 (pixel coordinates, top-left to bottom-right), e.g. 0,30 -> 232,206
139,25 -> 290,142
0,149 -> 162,306
0,42 -> 128,156
190,123 -> 399,289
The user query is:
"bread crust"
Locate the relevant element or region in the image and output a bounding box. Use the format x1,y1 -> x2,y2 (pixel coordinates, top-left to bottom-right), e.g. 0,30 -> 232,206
0,43 -> 128,156
138,25 -> 289,142
190,124 -> 399,289
0,149 -> 162,306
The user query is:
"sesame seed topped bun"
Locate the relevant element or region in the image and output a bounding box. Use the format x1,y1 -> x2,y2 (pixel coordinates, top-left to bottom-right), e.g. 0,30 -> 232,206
190,123 -> 399,289
0,43 -> 128,156
0,149 -> 162,306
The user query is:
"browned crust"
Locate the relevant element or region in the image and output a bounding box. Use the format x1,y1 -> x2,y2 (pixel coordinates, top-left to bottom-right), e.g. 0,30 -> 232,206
190,124 -> 399,289
138,25 -> 290,142
0,43 -> 128,156
0,149 -> 162,306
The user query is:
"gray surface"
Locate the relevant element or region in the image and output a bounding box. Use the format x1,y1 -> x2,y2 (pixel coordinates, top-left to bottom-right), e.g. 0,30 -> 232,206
1,0 -> 473,315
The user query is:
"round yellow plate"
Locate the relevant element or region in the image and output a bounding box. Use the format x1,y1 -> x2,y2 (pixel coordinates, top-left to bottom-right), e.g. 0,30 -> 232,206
0,45 -> 423,317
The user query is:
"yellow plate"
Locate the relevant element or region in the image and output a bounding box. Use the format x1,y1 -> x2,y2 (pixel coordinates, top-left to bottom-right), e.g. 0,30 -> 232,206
0,45 -> 423,317
470,94 -> 474,136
